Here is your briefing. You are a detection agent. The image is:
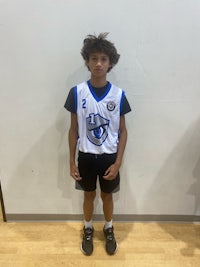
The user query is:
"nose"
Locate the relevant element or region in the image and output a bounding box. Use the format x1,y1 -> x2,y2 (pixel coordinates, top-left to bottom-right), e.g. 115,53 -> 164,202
96,60 -> 102,66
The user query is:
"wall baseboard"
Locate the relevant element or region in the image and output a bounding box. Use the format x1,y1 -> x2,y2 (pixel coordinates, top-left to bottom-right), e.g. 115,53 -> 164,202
5,214 -> 200,222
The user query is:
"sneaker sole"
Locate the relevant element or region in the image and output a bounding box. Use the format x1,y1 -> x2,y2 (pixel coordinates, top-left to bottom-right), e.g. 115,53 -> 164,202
106,242 -> 118,255
80,243 -> 93,256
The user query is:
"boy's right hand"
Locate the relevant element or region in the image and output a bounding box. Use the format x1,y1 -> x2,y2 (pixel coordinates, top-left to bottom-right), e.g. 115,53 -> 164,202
70,164 -> 82,181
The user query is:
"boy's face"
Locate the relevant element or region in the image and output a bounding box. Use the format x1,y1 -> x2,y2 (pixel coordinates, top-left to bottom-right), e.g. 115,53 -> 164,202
87,52 -> 111,78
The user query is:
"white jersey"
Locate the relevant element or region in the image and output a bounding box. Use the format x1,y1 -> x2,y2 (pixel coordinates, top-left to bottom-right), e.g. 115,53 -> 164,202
75,81 -> 124,154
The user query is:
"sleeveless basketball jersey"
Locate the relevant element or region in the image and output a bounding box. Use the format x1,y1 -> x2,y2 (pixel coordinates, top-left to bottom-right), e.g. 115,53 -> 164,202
75,80 -> 125,154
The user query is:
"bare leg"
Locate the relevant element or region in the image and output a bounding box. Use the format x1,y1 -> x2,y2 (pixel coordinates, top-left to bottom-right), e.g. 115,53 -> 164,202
101,191 -> 117,255
101,191 -> 113,222
81,191 -> 96,256
83,191 -> 96,221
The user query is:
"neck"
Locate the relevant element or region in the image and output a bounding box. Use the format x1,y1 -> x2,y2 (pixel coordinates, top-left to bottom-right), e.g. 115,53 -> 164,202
90,77 -> 107,88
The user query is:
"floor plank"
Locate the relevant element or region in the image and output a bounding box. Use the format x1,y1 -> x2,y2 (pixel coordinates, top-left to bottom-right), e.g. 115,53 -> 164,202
0,218 -> 200,267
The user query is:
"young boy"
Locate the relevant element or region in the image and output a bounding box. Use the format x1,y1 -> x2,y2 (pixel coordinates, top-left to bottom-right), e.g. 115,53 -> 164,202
64,33 -> 131,255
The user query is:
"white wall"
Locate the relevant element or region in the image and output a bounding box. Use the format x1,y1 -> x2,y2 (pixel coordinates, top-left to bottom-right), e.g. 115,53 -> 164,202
1,0 -> 200,217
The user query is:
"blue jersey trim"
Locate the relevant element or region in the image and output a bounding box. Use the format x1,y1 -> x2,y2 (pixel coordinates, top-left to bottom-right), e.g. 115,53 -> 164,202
120,90 -> 125,115
74,86 -> 78,112
87,80 -> 112,102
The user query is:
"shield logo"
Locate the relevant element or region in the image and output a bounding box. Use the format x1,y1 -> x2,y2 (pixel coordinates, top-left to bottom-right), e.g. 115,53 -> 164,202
86,113 -> 109,146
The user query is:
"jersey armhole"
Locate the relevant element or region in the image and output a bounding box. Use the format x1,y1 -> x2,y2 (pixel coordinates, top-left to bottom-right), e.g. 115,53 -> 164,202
120,90 -> 125,115
74,86 -> 78,113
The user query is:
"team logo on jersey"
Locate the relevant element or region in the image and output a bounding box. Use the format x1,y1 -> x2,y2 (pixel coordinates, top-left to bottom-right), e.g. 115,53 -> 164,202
107,101 -> 116,111
86,113 -> 109,146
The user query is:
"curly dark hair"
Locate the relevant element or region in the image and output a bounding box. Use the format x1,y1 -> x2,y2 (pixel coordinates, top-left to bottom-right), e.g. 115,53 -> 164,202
81,33 -> 120,72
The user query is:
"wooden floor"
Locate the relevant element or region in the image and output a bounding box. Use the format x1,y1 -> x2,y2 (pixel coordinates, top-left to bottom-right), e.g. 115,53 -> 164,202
1,210 -> 200,267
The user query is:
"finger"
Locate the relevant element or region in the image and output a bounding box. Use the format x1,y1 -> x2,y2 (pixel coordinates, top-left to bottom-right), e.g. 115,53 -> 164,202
103,173 -> 112,180
104,168 -> 110,176
73,175 -> 82,181
75,176 -> 82,181
74,171 -> 82,180
71,171 -> 82,181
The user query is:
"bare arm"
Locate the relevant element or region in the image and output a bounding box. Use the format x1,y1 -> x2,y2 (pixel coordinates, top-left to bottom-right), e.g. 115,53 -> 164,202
68,113 -> 82,180
103,115 -> 127,180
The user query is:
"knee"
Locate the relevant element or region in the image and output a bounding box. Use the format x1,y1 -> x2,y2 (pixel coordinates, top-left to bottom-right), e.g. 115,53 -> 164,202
101,191 -> 113,203
84,191 -> 96,202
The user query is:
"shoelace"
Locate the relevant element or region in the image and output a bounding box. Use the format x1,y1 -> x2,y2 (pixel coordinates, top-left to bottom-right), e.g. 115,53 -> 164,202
105,229 -> 114,241
85,233 -> 92,241
84,229 -> 93,241
106,234 -> 114,241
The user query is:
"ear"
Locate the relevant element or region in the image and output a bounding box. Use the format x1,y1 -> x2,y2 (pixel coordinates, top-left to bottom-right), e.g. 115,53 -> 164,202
85,59 -> 89,65
85,61 -> 90,71
108,59 -> 112,68
107,64 -> 112,73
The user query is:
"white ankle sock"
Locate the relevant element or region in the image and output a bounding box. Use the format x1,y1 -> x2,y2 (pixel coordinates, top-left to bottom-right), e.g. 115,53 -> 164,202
104,220 -> 113,230
84,219 -> 93,229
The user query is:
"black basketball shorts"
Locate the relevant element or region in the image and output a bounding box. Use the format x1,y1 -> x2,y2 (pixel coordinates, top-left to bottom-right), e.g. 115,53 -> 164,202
76,151 -> 120,193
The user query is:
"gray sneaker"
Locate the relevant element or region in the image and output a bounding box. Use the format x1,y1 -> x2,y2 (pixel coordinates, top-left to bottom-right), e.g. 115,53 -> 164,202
103,226 -> 118,255
81,227 -> 94,256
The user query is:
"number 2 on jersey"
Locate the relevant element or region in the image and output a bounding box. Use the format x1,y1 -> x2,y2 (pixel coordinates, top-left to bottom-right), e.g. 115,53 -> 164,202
82,99 -> 86,109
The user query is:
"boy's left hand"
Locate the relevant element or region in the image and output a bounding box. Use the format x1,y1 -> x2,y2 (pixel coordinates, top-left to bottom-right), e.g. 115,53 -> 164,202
103,163 -> 120,180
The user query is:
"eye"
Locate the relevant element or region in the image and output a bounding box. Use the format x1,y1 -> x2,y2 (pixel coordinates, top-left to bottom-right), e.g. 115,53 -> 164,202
102,57 -> 107,61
